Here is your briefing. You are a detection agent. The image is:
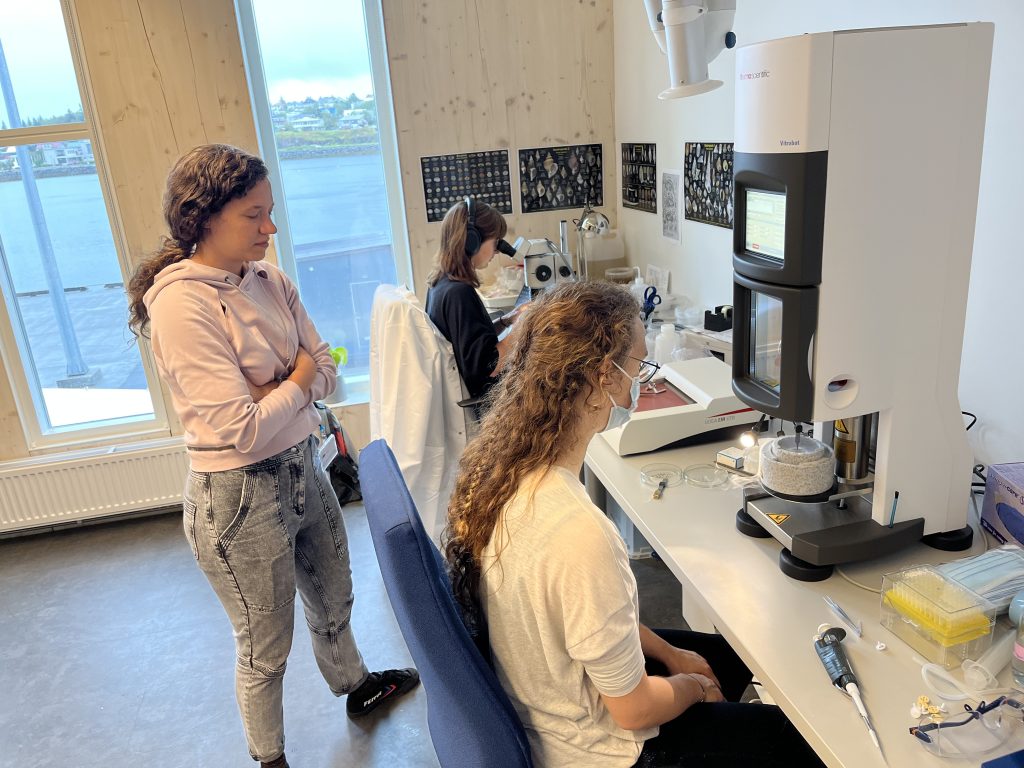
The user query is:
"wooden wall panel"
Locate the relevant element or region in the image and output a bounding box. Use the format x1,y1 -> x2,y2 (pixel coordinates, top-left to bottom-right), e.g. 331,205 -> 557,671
382,0 -> 616,295
75,0 -> 259,269
0,361 -> 26,460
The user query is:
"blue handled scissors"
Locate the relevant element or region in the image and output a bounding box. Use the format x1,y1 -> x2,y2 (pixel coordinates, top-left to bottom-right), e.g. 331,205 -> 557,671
642,286 -> 661,321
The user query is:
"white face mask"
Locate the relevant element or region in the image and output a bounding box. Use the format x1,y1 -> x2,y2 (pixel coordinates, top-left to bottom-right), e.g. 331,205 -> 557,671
602,361 -> 641,432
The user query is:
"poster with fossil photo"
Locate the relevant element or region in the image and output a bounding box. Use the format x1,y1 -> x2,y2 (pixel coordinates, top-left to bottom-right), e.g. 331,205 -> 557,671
683,142 -> 734,228
622,142 -> 657,213
420,150 -> 513,223
518,143 -> 603,213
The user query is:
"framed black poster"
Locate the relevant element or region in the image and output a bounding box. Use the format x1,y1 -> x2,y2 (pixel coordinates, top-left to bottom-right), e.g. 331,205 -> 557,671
622,142 -> 657,213
518,143 -> 603,213
683,141 -> 734,228
420,150 -> 513,223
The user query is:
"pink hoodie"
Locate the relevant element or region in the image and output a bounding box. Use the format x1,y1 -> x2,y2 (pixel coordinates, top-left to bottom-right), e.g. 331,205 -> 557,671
143,259 -> 336,472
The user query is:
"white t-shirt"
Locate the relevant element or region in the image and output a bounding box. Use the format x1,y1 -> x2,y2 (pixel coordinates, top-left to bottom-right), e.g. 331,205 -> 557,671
481,466 -> 657,768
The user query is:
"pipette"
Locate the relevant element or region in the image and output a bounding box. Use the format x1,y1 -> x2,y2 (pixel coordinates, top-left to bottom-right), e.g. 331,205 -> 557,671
814,626 -> 884,759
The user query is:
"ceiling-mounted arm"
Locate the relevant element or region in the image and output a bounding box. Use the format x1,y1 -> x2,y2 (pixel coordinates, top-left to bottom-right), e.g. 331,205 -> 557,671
643,0 -> 737,99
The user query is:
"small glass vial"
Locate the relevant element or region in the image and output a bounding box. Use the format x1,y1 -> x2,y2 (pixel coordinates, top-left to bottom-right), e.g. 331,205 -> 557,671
1013,616 -> 1024,689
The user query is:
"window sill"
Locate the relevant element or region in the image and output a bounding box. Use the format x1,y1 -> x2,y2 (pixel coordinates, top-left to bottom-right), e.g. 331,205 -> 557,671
324,392 -> 369,408
324,372 -> 369,408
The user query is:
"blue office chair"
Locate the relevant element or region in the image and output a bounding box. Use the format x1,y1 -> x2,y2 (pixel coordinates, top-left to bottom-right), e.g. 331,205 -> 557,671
359,439 -> 534,768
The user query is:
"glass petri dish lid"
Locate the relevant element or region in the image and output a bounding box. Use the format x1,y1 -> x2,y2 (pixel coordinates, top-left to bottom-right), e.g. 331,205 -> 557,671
640,462 -> 684,488
682,463 -> 729,488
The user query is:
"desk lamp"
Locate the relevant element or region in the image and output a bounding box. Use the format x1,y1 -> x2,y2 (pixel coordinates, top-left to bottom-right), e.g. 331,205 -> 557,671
575,200 -> 609,281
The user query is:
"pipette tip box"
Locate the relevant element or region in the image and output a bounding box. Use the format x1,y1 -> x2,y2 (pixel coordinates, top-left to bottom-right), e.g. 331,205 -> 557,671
880,565 -> 996,668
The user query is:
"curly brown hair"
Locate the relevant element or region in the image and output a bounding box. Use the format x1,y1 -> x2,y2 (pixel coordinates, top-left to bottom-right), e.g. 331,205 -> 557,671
127,144 -> 269,337
427,199 -> 508,288
444,280 -> 640,620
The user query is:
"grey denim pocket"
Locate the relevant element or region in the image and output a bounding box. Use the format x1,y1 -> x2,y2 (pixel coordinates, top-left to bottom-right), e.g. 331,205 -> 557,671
210,465 -> 295,613
182,497 -> 199,561
210,468 -> 258,550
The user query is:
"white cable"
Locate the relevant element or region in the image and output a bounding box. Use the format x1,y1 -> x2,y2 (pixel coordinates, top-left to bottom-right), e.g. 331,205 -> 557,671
972,491 -> 994,551
835,566 -> 882,594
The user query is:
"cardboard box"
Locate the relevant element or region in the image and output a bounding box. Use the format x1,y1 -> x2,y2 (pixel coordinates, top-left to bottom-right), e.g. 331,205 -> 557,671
980,463 -> 1024,546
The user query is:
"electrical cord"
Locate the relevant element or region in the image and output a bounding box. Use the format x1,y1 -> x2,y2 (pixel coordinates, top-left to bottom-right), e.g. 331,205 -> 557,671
971,490 -> 993,551
962,411 -> 978,431
834,566 -> 882,594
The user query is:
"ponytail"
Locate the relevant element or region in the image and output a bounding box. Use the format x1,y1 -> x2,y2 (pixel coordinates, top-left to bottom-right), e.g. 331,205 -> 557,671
127,238 -> 192,338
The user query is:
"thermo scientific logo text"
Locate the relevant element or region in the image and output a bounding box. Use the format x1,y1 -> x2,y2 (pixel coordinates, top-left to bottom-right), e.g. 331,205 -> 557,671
739,70 -> 770,80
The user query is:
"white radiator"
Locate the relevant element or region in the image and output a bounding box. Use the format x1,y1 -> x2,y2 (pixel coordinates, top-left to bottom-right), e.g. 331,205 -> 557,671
0,438 -> 190,535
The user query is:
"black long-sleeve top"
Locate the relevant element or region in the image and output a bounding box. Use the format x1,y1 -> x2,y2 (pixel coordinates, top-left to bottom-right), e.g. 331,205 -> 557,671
425,275 -> 498,399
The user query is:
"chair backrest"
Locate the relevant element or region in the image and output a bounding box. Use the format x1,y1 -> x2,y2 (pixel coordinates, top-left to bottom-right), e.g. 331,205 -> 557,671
360,439 -> 533,768
368,284 -> 471,542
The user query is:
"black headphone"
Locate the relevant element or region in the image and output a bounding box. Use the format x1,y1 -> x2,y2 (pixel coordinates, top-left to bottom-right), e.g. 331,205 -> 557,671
464,197 -> 483,257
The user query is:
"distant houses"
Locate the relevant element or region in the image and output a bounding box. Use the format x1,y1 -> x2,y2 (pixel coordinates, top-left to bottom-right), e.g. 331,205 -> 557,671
41,141 -> 95,167
269,95 -> 375,132
0,145 -> 17,171
0,140 -> 95,175
289,115 -> 326,131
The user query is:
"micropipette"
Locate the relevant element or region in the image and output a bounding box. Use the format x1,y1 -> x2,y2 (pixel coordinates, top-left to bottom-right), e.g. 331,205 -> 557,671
814,626 -> 884,759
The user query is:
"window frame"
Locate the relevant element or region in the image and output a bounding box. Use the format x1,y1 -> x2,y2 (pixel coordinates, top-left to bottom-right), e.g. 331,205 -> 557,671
0,0 -> 171,453
234,0 -> 413,400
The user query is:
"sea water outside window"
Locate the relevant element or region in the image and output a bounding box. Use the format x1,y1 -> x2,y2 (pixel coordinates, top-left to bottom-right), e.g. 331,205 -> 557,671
239,0 -> 411,399
0,1 -> 163,444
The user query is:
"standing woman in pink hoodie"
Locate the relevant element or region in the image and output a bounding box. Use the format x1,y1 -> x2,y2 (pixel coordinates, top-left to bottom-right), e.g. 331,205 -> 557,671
127,144 -> 418,768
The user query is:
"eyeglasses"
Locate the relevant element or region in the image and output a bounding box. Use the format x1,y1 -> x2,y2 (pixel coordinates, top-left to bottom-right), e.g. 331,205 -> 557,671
909,697 -> 1024,758
628,356 -> 661,384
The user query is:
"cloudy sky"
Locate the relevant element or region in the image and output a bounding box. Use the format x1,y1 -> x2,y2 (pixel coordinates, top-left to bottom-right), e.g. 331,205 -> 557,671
253,0 -> 374,103
0,0 -> 373,126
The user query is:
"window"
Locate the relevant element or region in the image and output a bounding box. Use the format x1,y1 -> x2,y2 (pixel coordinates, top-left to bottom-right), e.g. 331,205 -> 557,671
238,0 -> 411,399
0,1 -> 165,446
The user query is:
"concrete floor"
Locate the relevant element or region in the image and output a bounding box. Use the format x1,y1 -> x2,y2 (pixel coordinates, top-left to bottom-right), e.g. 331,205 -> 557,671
0,505 -> 686,768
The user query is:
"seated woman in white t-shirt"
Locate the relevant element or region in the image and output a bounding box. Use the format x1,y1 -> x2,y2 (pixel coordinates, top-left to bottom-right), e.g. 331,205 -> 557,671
444,281 -> 824,768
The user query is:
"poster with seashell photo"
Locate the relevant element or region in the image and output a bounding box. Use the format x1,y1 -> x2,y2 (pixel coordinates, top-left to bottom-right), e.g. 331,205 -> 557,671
683,142 -> 734,228
518,143 -> 603,213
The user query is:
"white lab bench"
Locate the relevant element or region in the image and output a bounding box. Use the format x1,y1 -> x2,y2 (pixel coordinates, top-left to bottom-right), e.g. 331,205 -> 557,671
584,433 -> 1013,768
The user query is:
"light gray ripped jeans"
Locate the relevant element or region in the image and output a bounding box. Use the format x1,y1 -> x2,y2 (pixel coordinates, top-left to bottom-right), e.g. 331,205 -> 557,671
182,435 -> 368,762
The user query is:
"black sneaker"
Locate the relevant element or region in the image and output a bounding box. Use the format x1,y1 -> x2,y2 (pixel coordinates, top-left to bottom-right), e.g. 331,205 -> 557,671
346,668 -> 420,718
260,754 -> 289,768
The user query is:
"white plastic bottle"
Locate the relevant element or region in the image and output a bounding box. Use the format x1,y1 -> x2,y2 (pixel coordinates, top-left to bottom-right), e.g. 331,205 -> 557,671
629,275 -> 647,306
1013,615 -> 1024,689
654,323 -> 679,365
645,328 -> 658,360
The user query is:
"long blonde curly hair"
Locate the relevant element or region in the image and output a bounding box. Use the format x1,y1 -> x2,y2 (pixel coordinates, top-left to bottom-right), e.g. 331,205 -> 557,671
444,280 -> 640,618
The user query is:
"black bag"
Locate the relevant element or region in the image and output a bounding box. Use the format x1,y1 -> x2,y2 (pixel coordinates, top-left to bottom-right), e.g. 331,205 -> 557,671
317,404 -> 361,505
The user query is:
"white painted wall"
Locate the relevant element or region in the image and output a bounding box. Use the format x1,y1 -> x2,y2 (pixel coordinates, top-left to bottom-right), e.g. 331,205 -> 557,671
614,0 -> 1024,465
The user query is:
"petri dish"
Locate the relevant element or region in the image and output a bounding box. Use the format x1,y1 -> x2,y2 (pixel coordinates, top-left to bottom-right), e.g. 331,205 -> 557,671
682,463 -> 729,488
640,462 -> 684,488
